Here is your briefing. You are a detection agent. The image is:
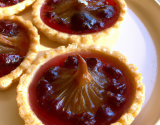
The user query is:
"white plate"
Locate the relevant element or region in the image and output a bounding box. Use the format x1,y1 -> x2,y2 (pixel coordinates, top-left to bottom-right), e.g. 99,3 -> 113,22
0,0 -> 160,125
124,0 -> 160,125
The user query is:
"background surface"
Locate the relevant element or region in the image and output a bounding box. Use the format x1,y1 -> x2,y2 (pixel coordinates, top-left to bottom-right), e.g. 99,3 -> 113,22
0,0 -> 160,125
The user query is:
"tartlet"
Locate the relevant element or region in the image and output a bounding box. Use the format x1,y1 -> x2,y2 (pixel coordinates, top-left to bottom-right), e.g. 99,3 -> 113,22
0,0 -> 36,15
0,15 -> 39,90
17,44 -> 145,125
32,0 -> 127,47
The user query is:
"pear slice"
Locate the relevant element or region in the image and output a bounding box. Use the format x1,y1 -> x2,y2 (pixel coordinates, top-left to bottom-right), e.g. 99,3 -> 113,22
49,55 -> 104,116
0,34 -> 19,54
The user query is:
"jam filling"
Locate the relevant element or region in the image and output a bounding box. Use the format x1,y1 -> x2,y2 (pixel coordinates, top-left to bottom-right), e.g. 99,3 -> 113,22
0,20 -> 19,37
0,20 -> 30,77
0,54 -> 24,77
29,52 -> 136,125
40,0 -> 120,34
0,0 -> 24,7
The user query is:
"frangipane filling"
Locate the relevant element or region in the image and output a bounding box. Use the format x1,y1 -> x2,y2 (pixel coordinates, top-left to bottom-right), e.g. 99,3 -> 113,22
29,52 -> 136,125
0,0 -> 24,7
0,20 -> 30,77
40,0 -> 120,34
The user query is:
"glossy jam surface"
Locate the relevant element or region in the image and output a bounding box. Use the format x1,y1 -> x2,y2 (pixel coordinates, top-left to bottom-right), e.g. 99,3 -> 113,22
0,0 -> 24,7
40,0 -> 120,34
29,51 -> 136,125
0,20 -> 30,77
0,20 -> 19,37
0,54 -> 24,77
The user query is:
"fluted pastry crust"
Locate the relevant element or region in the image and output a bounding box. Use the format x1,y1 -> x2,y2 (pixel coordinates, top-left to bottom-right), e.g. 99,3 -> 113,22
0,15 -> 40,90
17,44 -> 145,125
32,0 -> 127,47
0,0 -> 36,15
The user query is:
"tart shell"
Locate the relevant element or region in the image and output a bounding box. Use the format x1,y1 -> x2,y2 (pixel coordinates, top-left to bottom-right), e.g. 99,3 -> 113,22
17,44 -> 145,125
0,15 -> 40,90
0,0 -> 36,16
32,0 -> 127,47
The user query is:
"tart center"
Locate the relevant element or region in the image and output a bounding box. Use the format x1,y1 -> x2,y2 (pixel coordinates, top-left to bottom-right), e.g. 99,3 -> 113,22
41,0 -> 120,34
37,55 -> 105,116
30,52 -> 136,125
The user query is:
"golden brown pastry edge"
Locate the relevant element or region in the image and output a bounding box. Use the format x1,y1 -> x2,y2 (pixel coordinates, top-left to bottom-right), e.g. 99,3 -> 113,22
32,0 -> 127,47
17,44 -> 145,125
0,15 -> 40,90
0,0 -> 36,15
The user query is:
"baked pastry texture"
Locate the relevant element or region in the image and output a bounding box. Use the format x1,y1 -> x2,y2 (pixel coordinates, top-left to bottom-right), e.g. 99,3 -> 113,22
0,15 -> 39,90
0,0 -> 36,15
17,44 -> 145,125
32,0 -> 127,47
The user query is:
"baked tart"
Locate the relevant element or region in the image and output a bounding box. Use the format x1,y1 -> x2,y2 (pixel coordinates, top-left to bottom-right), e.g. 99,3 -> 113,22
32,0 -> 127,47
0,0 -> 36,16
0,15 -> 39,90
17,44 -> 145,125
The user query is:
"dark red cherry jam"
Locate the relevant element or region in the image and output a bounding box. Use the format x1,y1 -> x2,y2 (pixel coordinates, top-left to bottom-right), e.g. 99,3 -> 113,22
29,51 -> 136,125
0,0 -> 24,7
0,54 -> 24,77
40,0 -> 120,34
0,20 -> 30,77
0,20 -> 19,37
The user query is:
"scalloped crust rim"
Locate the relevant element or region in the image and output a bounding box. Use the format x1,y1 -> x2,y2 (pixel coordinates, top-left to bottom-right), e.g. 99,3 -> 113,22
0,15 -> 40,90
0,0 -> 36,16
17,44 -> 145,125
32,0 -> 127,47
